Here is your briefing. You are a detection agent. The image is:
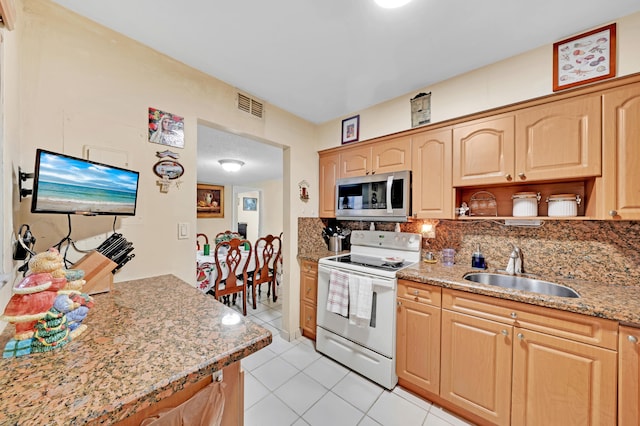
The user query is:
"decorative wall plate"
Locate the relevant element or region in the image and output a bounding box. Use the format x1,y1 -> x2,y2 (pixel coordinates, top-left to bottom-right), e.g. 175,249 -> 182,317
153,160 -> 184,180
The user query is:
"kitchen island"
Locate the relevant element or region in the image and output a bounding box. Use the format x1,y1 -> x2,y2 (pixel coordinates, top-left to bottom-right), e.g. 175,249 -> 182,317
0,274 -> 272,425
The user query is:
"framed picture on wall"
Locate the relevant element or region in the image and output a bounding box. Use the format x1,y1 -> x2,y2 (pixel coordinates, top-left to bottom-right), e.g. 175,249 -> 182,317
341,115 -> 360,144
243,197 -> 257,211
553,23 -> 616,91
197,184 -> 224,218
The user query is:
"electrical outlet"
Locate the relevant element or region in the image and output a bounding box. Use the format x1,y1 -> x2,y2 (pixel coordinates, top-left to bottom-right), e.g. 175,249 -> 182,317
178,223 -> 189,239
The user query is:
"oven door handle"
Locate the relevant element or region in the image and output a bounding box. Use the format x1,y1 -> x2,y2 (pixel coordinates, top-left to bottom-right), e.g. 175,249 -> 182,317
319,265 -> 395,289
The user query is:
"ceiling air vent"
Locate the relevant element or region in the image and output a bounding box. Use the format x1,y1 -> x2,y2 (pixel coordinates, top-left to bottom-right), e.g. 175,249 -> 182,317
237,92 -> 264,119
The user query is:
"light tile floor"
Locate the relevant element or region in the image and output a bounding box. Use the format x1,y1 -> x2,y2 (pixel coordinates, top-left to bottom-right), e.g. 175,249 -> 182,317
230,289 -> 476,426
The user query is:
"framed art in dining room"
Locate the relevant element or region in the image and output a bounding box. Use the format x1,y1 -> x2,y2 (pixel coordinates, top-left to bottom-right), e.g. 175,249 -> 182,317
553,23 -> 616,92
243,197 -> 257,211
341,115 -> 360,144
197,184 -> 224,218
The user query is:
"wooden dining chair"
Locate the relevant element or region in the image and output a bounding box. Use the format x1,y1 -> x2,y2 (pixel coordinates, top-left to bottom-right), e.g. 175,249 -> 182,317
248,234 -> 281,309
210,238 -> 252,315
196,233 -> 209,251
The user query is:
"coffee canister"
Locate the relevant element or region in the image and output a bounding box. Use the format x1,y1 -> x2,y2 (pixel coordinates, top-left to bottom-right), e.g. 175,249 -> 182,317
512,192 -> 540,217
546,194 -> 581,217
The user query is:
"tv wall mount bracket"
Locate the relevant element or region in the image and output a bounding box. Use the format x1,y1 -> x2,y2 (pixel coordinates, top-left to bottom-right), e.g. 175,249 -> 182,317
19,167 -> 34,201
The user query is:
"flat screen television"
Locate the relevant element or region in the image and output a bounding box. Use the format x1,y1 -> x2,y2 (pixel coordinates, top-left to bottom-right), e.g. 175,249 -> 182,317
31,149 -> 139,216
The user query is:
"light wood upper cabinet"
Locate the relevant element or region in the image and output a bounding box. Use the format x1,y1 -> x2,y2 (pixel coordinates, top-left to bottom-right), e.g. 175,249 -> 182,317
515,94 -> 601,182
340,136 -> 411,177
453,95 -> 601,187
453,115 -> 515,186
411,128 -> 454,219
511,327 -> 617,426
600,83 -> 640,220
318,152 -> 339,218
396,281 -> 441,395
619,325 -> 640,426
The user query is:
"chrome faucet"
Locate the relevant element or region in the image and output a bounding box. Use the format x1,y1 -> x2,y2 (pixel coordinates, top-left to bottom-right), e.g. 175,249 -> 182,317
506,244 -> 523,275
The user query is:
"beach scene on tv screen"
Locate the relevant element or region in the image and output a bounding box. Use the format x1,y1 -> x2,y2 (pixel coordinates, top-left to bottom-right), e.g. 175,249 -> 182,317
35,152 -> 138,214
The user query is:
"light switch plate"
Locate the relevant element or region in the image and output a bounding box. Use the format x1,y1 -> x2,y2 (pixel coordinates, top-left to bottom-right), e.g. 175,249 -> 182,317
178,222 -> 189,239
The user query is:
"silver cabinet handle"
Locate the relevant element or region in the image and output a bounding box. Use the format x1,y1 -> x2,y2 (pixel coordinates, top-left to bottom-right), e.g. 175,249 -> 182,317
629,335 -> 638,344
609,210 -> 618,217
505,173 -> 512,181
501,330 -> 509,336
510,312 -> 517,319
518,172 -> 526,180
413,290 -> 419,296
517,333 -> 525,340
397,301 -> 402,307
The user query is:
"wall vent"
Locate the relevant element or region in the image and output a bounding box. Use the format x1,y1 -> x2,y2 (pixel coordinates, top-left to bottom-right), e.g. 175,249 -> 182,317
237,92 -> 264,119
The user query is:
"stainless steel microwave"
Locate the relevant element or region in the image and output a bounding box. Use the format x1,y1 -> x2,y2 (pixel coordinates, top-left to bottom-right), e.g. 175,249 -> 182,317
335,170 -> 411,221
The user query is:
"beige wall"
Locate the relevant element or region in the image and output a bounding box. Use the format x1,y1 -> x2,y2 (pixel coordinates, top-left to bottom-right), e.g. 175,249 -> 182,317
317,11 -> 640,150
2,0 -> 319,336
246,179 -> 284,238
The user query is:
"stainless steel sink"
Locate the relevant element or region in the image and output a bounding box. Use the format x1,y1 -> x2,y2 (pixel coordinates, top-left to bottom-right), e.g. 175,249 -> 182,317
463,273 -> 580,298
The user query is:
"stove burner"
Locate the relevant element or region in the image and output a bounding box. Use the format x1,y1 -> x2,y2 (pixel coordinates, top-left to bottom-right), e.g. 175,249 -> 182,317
331,254 -> 410,271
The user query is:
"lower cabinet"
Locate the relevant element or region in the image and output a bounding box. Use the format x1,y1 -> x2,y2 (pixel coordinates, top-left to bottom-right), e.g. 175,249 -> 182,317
441,310 -> 512,425
299,260 -> 318,340
398,284 -> 619,426
619,325 -> 640,426
396,280 -> 441,395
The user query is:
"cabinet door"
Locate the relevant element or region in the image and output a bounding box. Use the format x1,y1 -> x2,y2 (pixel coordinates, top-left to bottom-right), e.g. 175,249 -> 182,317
441,310 -> 512,426
299,260 -> 318,340
511,327 -> 617,426
340,145 -> 371,177
515,94 -> 601,182
319,153 -> 339,217
411,128 -> 454,218
371,136 -> 411,174
601,83 -> 640,219
453,115 -> 515,186
396,297 -> 441,394
619,325 -> 640,426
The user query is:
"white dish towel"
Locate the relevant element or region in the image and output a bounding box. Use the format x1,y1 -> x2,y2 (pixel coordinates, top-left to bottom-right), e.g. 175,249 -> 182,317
349,275 -> 373,327
326,269 -> 349,317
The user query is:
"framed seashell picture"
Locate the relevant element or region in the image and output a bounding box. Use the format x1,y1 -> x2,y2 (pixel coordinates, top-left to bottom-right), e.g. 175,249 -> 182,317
553,23 -> 616,92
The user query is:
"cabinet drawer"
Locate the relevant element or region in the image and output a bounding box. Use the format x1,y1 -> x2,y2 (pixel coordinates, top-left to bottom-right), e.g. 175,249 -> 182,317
398,280 -> 441,306
300,260 -> 318,276
443,289 -> 617,350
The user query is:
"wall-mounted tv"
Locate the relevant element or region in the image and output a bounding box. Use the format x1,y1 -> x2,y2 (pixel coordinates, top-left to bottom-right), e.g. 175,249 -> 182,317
31,149 -> 139,216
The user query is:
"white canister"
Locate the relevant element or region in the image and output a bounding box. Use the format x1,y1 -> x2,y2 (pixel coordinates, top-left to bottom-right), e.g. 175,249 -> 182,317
512,192 -> 540,217
546,194 -> 581,217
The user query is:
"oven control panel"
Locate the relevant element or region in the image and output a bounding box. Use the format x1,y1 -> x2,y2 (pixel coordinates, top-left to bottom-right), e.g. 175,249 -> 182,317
350,230 -> 421,252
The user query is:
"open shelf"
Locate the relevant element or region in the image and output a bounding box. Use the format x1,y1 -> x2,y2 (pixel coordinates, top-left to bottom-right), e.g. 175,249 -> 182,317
455,179 -> 598,220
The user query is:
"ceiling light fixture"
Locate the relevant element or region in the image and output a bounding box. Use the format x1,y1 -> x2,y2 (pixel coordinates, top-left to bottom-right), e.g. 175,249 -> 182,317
218,159 -> 245,172
374,0 -> 412,8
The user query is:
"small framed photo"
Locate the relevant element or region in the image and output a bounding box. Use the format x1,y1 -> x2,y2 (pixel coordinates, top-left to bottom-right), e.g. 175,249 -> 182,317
553,23 -> 616,92
243,197 -> 257,211
341,115 -> 360,144
197,184 -> 224,218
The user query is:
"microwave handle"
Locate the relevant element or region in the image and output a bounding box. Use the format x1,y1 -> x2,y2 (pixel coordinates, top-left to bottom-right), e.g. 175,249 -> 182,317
386,175 -> 393,213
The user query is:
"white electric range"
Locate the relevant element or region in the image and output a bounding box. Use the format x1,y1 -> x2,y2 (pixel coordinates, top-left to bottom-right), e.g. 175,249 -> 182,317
316,230 -> 421,389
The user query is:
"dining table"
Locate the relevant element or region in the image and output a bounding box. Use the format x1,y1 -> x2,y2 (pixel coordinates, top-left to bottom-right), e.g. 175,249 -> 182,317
196,248 -> 256,294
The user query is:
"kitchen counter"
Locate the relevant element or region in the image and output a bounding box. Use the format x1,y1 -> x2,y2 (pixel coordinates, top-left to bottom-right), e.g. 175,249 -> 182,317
398,262 -> 640,326
0,274 -> 272,425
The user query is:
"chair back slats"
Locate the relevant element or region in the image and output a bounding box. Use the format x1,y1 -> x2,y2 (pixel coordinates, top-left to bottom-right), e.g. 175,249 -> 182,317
212,238 -> 252,315
196,233 -> 209,250
249,234 -> 281,308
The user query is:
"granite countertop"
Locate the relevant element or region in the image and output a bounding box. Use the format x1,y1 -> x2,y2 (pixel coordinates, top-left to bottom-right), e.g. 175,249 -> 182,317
0,274 -> 272,425
398,262 -> 640,326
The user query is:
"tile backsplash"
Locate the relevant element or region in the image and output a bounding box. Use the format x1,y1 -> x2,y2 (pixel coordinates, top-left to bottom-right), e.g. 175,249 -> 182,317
298,217 -> 640,286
